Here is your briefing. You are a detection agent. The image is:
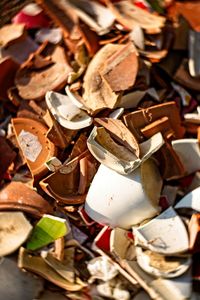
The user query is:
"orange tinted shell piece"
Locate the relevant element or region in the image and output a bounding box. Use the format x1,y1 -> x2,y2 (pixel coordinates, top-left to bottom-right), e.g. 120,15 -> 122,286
12,118 -> 56,180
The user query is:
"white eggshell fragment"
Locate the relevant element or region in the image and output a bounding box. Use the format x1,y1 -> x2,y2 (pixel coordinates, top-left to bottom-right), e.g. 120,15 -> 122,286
133,207 -> 189,255
172,139 -> 200,175
45,91 -> 92,130
85,159 -> 162,229
175,186 -> 200,212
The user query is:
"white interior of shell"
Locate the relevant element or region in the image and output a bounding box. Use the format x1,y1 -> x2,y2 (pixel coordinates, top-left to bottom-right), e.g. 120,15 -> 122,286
172,139 -> 200,175
85,162 -> 161,229
65,86 -> 86,109
175,186 -> 200,212
136,246 -> 191,278
87,128 -> 164,175
133,207 -> 189,255
45,91 -> 92,130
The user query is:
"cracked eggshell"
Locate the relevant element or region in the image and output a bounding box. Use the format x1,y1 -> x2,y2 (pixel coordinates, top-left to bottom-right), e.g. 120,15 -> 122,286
172,139 -> 200,175
87,128 -> 164,175
175,186 -> 200,213
15,45 -> 72,100
12,118 -> 56,180
0,212 -> 32,256
136,246 -> 191,278
45,91 -> 92,130
133,207 -> 189,255
85,158 -> 162,229
0,181 -> 53,217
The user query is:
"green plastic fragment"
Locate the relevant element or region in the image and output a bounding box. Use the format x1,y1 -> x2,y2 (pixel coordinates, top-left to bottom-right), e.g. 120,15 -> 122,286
26,214 -> 69,250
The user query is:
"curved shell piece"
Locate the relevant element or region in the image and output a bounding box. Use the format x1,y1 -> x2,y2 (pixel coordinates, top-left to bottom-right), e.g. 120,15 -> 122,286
15,46 -> 72,101
172,139 -> 200,175
175,186 -> 200,212
46,91 -> 92,130
12,117 -> 56,180
85,159 -> 162,229
87,128 -> 164,175
0,181 -> 53,217
133,207 -> 189,255
136,246 -> 191,278
0,212 -> 32,256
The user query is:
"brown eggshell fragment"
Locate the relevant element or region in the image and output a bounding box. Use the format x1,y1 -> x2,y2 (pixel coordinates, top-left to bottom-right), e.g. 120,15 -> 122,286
15,45 -> 73,101
0,24 -> 26,48
123,101 -> 185,142
141,116 -> 174,140
154,141 -> 186,180
0,181 -> 53,217
100,42 -> 138,92
0,137 -> 16,182
0,57 -> 19,100
95,118 -> 140,157
12,118 -> 56,180
189,214 -> 200,253
40,150 -> 97,205
172,1 -> 200,32
83,43 -> 123,114
0,212 -> 32,257
105,0 -> 165,33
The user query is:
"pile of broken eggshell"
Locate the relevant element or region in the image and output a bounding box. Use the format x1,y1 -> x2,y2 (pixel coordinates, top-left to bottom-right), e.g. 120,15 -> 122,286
1,0 -> 200,299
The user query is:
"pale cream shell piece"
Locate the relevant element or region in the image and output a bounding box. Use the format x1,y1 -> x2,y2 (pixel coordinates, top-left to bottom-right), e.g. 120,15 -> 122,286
87,128 -> 164,175
65,86 -> 86,109
66,0 -> 115,35
0,212 -> 32,256
85,159 -> 162,229
133,207 -> 189,255
136,246 -> 191,278
175,185 -> 200,212
45,91 -> 92,130
172,139 -> 200,175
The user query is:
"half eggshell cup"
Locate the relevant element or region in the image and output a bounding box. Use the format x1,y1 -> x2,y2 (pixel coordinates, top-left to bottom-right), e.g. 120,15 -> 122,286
135,246 -> 191,278
172,139 -> 200,175
45,91 -> 92,130
85,158 -> 162,229
133,207 -> 189,255
87,128 -> 164,174
12,118 -> 56,180
0,181 -> 53,217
